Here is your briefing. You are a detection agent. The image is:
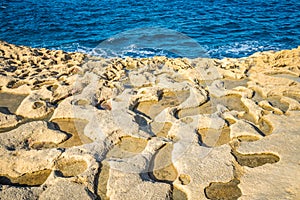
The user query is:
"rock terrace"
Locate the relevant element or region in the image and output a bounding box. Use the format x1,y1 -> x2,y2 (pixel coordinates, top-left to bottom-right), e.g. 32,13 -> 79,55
0,41 -> 300,199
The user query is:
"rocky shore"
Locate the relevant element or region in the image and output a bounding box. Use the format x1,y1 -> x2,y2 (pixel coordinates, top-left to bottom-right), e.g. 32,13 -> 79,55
0,41 -> 299,199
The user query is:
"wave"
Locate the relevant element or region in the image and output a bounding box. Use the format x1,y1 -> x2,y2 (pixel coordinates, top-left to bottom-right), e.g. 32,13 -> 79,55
206,41 -> 282,58
55,43 -> 184,58
55,40 -> 284,59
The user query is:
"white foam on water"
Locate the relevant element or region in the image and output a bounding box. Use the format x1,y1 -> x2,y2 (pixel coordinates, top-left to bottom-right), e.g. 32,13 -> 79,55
207,41 -> 281,58
56,40 -> 283,59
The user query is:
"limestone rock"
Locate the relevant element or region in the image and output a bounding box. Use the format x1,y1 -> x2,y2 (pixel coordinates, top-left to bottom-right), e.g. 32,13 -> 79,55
106,137 -> 171,199
0,121 -> 68,149
173,144 -> 235,200
230,120 -> 263,141
237,132 -> 300,200
106,169 -> 171,200
241,97 -> 263,123
208,80 -> 252,98
248,73 -> 300,98
258,100 -> 283,115
50,95 -> 95,120
280,96 -> 300,113
0,186 -> 41,200
1,42 -> 300,199
0,112 -> 19,129
0,148 -> 61,177
39,179 -> 96,200
47,146 -> 100,195
16,89 -> 54,119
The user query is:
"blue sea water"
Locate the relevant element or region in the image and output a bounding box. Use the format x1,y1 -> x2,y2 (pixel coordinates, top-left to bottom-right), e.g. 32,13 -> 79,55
0,0 -> 299,58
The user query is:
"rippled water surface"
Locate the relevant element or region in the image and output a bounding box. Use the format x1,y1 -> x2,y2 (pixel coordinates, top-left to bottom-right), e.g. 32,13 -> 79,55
1,0 -> 299,58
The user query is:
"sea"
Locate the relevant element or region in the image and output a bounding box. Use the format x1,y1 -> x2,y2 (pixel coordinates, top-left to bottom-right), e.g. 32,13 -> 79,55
1,0 -> 300,58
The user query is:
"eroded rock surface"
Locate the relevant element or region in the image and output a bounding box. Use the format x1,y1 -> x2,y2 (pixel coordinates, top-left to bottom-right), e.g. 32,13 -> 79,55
0,41 -> 299,199
0,111 -> 20,129
0,121 -> 68,150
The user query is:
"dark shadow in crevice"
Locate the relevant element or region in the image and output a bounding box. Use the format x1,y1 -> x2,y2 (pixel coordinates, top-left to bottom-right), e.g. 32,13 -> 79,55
0,169 -> 52,187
